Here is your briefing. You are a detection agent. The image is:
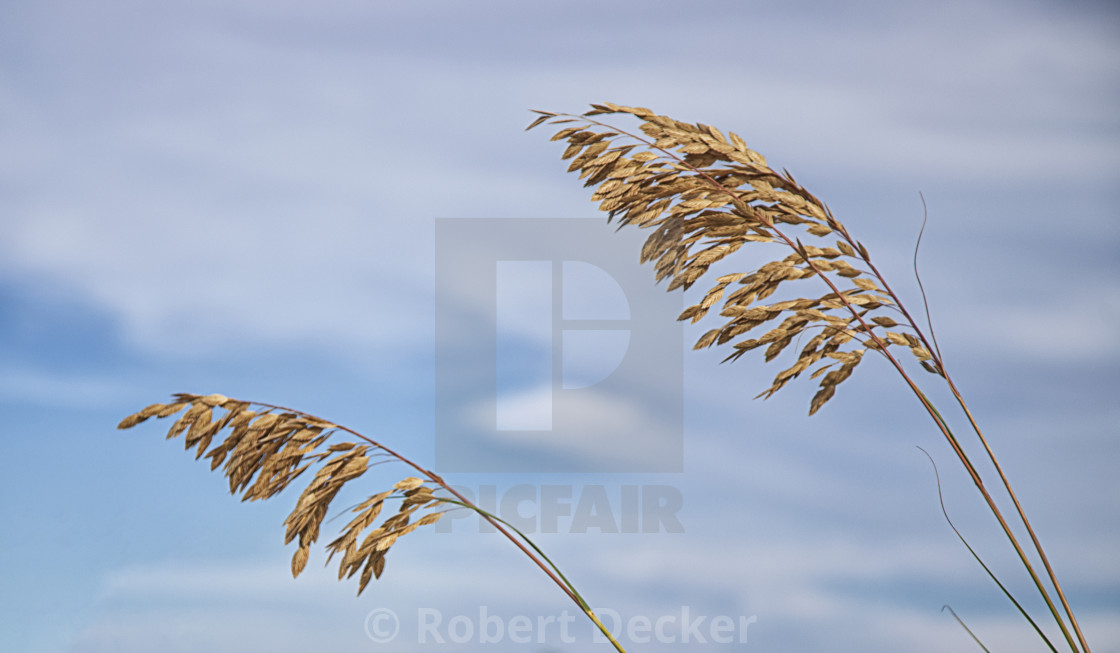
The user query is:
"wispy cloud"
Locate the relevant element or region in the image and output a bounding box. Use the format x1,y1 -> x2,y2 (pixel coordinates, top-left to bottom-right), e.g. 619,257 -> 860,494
3,1 -> 1116,652
0,366 -> 134,407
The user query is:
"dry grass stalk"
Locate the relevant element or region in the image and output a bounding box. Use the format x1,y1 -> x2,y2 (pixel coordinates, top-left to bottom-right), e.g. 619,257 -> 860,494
528,102 -> 1090,652
119,393 -> 629,652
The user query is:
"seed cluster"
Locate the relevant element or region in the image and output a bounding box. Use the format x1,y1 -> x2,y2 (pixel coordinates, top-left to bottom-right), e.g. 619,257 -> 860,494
529,103 -> 942,414
118,393 -> 445,594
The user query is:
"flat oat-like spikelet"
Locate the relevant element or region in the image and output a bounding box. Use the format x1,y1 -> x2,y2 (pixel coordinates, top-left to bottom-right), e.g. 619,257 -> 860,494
529,103 -> 944,414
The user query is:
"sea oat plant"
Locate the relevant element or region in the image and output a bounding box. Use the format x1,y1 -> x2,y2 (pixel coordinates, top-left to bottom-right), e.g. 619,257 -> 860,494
524,102 -> 1090,651
118,102 -> 1091,652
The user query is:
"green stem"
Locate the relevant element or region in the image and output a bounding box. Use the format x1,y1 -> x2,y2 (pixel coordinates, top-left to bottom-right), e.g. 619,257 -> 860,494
942,605 -> 993,653
919,447 -> 1057,652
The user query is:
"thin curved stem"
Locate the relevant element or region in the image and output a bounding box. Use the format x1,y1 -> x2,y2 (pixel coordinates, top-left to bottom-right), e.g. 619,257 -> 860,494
913,192 -> 944,362
943,605 -> 993,653
434,497 -> 627,652
918,446 -> 1057,652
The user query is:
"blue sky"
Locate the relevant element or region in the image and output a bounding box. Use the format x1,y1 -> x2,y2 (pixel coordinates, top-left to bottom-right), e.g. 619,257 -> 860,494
1,0 -> 1118,651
